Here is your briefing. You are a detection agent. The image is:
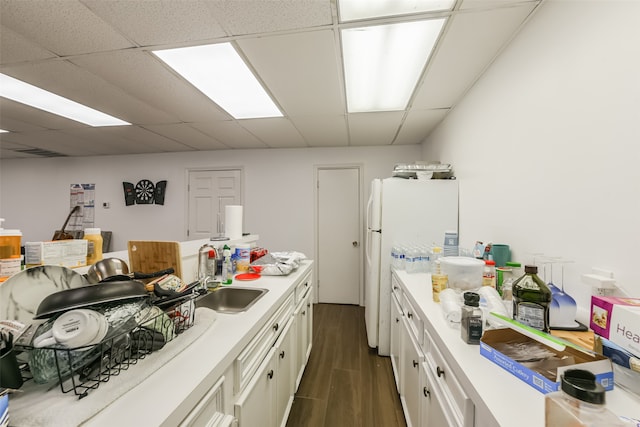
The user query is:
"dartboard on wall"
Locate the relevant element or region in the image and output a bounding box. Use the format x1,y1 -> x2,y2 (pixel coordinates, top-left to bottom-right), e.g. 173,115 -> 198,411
123,180 -> 167,206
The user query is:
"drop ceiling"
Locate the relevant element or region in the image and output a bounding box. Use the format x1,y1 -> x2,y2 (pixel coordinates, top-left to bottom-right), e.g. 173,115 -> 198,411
0,0 -> 542,159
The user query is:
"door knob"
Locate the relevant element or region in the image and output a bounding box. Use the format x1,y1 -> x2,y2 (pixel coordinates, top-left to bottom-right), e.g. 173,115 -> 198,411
352,241 -> 358,247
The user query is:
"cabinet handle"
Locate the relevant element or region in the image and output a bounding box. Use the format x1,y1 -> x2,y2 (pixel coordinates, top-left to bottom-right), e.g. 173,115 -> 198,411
302,310 -> 306,316
280,351 -> 286,359
273,323 -> 279,332
267,370 -> 274,379
412,360 -> 418,368
423,387 -> 430,398
407,312 -> 413,319
307,303 -> 311,308
395,317 -> 399,323
436,366 -> 445,378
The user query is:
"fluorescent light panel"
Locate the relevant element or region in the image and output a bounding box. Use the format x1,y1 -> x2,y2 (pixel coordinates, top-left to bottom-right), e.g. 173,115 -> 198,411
338,0 -> 455,22
153,43 -> 282,120
0,129 -> 8,133
342,19 -> 446,112
0,73 -> 130,127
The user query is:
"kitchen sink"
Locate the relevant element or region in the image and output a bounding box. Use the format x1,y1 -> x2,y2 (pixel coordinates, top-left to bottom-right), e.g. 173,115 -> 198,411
196,287 -> 268,313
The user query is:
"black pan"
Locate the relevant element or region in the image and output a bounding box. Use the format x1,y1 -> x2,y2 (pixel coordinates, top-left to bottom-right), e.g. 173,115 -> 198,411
35,281 -> 149,319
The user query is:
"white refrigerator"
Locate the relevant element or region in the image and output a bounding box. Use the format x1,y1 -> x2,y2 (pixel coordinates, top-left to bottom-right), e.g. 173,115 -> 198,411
365,177 -> 459,356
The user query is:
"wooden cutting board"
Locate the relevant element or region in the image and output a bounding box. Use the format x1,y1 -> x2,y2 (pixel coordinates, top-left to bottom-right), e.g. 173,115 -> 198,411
127,240 -> 182,279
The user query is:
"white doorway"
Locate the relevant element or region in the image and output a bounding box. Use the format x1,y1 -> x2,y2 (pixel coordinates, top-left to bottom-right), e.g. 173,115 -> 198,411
187,169 -> 242,240
316,166 -> 362,305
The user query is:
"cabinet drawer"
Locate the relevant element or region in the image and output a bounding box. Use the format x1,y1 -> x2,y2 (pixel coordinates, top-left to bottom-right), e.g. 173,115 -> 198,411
423,329 -> 474,427
235,293 -> 294,393
402,294 -> 423,346
295,273 -> 312,304
391,274 -> 402,302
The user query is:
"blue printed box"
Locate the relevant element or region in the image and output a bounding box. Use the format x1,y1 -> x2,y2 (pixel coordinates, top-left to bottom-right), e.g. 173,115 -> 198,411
480,327 -> 613,394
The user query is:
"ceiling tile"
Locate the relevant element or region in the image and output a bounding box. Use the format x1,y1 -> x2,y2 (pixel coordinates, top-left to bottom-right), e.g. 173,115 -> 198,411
2,60 -> 177,125
0,0 -> 133,56
70,50 -> 231,123
394,109 -> 449,145
209,1 -> 333,36
413,3 -> 536,109
289,115 -> 348,147
191,121 -> 269,149
142,124 -> 228,151
0,129 -> 105,156
0,25 -> 57,65
237,30 -> 345,116
239,118 -> 306,148
459,0 -> 538,11
347,112 -> 404,146
82,0 -> 228,47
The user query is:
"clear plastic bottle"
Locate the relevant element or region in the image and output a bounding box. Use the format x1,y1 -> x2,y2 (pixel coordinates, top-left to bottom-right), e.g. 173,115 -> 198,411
84,228 -> 103,266
406,246 -> 420,274
461,291 -> 483,344
431,259 -> 448,302
512,265 -> 552,333
545,369 -> 625,426
221,244 -> 233,285
482,260 -> 496,289
391,245 -> 402,269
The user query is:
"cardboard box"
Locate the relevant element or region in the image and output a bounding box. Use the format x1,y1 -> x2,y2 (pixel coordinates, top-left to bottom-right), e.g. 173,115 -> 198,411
480,327 -> 613,394
590,296 -> 640,357
25,240 -> 88,268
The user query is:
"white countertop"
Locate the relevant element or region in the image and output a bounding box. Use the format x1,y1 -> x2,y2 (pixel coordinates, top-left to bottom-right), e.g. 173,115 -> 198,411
394,269 -> 640,427
87,260 -> 312,426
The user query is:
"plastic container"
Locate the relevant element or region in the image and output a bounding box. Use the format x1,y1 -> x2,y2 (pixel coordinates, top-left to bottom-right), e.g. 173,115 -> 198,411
512,265 -> 552,333
440,256 -> 484,291
461,292 -> 483,344
83,228 -> 103,266
235,243 -> 251,273
545,369 -> 625,426
0,219 -> 22,280
482,260 -> 496,289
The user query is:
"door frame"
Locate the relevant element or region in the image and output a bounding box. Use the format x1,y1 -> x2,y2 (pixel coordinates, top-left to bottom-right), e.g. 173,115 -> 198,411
313,164 -> 365,306
184,166 -> 245,241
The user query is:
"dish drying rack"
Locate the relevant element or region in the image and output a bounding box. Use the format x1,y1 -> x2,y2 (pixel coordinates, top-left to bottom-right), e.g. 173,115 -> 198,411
14,295 -> 197,399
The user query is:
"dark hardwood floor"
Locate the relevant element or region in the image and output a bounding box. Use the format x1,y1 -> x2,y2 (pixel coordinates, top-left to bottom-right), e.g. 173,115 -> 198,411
286,304 -> 406,427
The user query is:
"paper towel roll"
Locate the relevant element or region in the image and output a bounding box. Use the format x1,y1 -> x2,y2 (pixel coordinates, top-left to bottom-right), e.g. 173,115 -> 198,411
225,205 -> 243,240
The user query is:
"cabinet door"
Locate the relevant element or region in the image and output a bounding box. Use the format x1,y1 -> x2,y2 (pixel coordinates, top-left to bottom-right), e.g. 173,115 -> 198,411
303,290 -> 313,362
421,361 -> 454,427
390,292 -> 402,393
275,320 -> 294,427
235,348 -> 276,427
294,289 -> 313,389
400,317 -> 422,427
180,376 -> 226,427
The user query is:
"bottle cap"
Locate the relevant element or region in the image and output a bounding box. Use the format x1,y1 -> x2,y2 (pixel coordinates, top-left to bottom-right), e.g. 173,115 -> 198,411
463,292 -> 480,307
560,369 -> 605,405
524,265 -> 538,274
208,249 -> 216,258
485,260 -> 496,266
84,228 -> 101,235
506,261 -> 521,268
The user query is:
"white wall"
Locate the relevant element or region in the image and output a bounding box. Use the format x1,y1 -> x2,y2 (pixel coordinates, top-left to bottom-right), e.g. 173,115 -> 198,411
0,145 -> 421,263
423,0 -> 640,315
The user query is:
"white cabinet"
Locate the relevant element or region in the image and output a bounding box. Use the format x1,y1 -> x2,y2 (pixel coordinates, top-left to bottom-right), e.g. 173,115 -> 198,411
420,362 -> 452,427
181,376 -> 231,427
294,277 -> 312,389
275,320 -> 295,427
235,348 -> 277,427
400,316 -> 423,427
390,287 -> 403,392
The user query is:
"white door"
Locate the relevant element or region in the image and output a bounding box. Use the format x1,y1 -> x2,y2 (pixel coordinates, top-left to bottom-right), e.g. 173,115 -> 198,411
187,169 -> 242,240
317,167 -> 361,304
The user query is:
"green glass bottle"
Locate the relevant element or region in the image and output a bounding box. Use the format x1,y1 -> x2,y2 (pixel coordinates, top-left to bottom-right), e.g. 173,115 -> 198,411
512,265 -> 552,333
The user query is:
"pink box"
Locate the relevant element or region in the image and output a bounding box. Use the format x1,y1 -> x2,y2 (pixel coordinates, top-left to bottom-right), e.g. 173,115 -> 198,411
590,296 -> 640,357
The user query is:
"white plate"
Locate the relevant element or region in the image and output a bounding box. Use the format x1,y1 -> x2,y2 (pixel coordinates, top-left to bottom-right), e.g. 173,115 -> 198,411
0,265 -> 86,324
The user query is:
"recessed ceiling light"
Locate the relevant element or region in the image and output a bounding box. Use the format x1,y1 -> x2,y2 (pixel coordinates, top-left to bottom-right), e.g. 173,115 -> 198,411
342,18 -> 446,112
338,0 -> 455,22
0,73 -> 130,127
153,43 -> 283,120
